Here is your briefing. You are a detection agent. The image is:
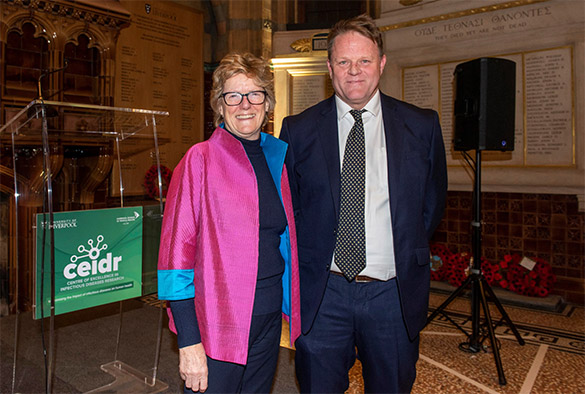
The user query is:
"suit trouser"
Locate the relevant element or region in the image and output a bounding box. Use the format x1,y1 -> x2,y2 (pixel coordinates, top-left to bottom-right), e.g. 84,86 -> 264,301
295,273 -> 419,394
184,310 -> 281,394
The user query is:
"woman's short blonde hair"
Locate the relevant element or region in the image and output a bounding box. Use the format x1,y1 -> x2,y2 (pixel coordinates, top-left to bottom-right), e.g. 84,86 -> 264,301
210,52 -> 276,128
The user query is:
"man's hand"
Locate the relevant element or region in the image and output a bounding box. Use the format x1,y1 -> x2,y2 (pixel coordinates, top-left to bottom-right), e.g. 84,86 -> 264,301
179,343 -> 208,392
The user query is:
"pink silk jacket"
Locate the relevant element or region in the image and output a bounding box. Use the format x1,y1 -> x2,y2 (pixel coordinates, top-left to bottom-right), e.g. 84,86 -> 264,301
158,126 -> 301,365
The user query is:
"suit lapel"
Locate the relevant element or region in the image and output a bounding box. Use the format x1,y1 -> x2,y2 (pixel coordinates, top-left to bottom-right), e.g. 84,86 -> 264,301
316,96 -> 341,217
381,94 -> 405,222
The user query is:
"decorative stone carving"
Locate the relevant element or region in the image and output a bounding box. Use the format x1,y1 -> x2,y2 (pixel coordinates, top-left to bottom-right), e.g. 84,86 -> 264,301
290,37 -> 312,52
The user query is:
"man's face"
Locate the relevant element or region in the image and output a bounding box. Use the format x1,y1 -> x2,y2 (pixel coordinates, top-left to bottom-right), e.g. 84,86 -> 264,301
327,31 -> 386,109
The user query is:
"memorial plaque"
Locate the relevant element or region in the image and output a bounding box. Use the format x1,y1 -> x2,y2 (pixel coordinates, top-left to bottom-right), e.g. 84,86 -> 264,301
403,65 -> 439,112
524,47 -> 574,166
114,0 -> 204,195
290,74 -> 333,115
402,47 -> 573,167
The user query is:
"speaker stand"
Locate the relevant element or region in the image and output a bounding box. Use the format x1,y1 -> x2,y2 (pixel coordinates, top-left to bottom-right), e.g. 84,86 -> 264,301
425,149 -> 525,385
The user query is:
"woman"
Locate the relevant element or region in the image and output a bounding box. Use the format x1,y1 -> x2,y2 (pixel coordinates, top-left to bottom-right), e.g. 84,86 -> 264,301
157,52 -> 300,393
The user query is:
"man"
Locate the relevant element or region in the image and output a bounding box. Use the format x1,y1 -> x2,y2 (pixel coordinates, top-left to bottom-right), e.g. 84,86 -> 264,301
280,14 -> 447,393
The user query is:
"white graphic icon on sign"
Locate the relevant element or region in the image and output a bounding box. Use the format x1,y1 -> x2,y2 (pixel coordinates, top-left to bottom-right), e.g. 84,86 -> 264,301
70,235 -> 108,262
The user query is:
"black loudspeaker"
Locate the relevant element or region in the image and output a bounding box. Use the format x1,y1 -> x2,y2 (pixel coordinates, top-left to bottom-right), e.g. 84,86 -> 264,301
453,57 -> 516,151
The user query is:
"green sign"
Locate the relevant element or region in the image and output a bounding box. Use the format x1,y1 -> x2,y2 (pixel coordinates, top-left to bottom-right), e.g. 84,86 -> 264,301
35,207 -> 143,319
142,204 -> 162,296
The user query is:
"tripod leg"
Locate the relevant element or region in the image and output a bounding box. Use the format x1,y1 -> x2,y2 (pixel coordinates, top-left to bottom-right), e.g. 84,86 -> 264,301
478,279 -> 507,385
482,279 -> 526,346
425,275 -> 473,328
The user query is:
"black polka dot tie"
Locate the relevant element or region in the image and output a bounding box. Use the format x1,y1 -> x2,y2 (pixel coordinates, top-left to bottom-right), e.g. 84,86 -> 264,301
334,109 -> 366,281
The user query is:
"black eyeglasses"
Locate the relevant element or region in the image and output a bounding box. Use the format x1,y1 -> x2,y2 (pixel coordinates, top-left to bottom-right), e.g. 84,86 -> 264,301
221,91 -> 267,106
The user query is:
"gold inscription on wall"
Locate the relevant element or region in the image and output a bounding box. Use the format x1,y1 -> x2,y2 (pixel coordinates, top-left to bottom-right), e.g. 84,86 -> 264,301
114,0 -> 203,195
524,48 -> 573,165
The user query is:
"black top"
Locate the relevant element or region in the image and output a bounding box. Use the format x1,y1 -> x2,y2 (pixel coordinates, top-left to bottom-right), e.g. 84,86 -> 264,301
237,134 -> 287,283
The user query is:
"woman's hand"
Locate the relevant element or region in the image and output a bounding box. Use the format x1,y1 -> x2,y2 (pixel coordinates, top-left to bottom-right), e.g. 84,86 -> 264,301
179,343 -> 208,392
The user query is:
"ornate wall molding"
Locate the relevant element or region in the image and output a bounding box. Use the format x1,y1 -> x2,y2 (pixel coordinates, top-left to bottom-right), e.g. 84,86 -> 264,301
1,0 -> 130,52
379,0 -> 551,32
2,0 -> 130,29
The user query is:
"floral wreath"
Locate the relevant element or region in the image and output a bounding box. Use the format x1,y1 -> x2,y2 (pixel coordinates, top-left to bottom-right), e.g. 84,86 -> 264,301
143,164 -> 173,200
429,243 -> 556,297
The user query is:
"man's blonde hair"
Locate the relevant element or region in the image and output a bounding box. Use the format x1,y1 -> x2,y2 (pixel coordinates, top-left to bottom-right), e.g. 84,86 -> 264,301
327,14 -> 384,60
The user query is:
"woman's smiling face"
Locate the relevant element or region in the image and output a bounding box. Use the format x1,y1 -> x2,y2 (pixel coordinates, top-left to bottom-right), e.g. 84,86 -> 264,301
219,73 -> 268,140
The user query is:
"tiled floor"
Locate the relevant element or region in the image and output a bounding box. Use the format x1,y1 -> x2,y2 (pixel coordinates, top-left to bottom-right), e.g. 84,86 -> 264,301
156,290 -> 583,393
5,292 -> 578,393
343,292 -> 585,394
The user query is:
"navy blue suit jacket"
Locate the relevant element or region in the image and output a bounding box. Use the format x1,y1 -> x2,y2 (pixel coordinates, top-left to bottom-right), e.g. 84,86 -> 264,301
280,92 -> 447,340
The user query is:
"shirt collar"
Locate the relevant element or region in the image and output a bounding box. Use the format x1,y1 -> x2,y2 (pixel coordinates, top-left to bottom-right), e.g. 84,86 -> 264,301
335,90 -> 381,122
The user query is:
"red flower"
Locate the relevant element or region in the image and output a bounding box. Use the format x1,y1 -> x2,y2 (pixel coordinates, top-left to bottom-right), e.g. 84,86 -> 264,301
495,254 -> 556,297
144,165 -> 173,200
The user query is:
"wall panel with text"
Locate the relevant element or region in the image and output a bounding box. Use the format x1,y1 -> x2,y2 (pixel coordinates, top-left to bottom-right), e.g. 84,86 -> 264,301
377,0 -> 583,204
114,0 -> 204,195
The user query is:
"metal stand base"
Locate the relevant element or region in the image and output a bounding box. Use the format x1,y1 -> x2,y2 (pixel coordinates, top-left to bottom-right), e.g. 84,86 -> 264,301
425,149 -> 525,386
426,272 -> 525,385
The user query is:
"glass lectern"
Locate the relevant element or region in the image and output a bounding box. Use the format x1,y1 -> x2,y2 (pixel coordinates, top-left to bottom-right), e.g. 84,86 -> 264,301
0,100 -> 170,393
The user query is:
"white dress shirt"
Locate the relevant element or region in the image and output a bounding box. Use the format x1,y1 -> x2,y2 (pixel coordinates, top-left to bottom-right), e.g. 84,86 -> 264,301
331,90 -> 396,280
